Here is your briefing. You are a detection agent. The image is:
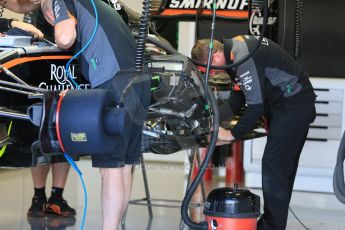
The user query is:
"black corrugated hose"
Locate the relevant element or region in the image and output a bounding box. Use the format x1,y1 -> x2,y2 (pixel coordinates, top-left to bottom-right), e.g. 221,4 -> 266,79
135,0 -> 152,71
293,0 -> 303,58
333,131 -> 345,204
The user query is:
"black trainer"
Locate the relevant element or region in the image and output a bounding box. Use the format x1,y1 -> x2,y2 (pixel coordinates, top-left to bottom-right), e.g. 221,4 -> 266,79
27,196 -> 47,217
45,198 -> 76,217
47,216 -> 76,230
27,216 -> 46,230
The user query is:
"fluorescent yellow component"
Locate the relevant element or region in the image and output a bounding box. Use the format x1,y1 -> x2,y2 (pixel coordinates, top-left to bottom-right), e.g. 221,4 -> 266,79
0,121 -> 13,157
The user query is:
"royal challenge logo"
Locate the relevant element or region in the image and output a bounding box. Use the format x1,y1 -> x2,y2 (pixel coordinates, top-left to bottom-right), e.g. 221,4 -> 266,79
38,64 -> 90,90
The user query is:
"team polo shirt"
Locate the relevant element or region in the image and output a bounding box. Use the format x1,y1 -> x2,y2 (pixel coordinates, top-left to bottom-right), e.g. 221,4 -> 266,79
53,0 -> 136,87
223,35 -> 315,138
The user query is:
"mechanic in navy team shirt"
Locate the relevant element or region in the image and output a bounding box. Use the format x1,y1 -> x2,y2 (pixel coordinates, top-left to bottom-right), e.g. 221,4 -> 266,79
192,36 -> 316,230
40,0 -> 151,229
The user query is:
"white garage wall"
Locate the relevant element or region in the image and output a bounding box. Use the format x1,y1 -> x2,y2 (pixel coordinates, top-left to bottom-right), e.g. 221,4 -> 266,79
2,8 -> 23,20
121,0 -> 196,57
121,0 -> 143,13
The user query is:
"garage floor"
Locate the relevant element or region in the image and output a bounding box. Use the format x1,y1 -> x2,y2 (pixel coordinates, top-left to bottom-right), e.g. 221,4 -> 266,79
0,158 -> 345,230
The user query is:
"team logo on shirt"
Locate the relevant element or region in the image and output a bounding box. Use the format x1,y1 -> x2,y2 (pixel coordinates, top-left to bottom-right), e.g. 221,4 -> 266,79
53,1 -> 61,19
244,35 -> 269,46
239,70 -> 252,91
108,0 -> 122,10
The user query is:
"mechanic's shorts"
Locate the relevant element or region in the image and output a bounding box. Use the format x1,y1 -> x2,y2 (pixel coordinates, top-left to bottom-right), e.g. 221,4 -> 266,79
91,70 -> 151,168
51,155 -> 77,163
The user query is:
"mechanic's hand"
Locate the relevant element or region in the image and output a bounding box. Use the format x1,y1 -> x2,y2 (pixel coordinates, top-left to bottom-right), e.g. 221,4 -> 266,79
10,20 -> 44,38
217,127 -> 235,142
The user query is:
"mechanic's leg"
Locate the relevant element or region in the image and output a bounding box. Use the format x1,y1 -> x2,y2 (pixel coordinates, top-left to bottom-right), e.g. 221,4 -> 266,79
50,162 -> 70,201
44,162 -> 76,216
259,132 -> 307,230
51,162 -> 70,188
31,164 -> 50,197
27,164 -> 50,216
257,104 -> 314,230
100,168 -> 124,230
121,165 -> 133,217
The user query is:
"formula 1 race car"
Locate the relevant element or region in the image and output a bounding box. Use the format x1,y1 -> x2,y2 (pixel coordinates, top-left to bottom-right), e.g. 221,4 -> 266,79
0,34 -> 216,167
0,2 -> 266,168
0,34 -> 267,168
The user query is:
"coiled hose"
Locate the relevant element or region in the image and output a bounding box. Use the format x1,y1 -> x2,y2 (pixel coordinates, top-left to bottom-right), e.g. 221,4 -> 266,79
333,131 -> 345,204
135,0 -> 152,71
294,0 -> 303,58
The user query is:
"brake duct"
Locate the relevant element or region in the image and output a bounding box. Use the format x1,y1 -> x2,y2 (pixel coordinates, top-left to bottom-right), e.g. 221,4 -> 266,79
28,89 -> 128,156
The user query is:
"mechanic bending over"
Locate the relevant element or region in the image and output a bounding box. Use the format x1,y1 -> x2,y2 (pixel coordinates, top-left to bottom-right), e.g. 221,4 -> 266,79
192,36 -> 316,230
39,0 -> 151,229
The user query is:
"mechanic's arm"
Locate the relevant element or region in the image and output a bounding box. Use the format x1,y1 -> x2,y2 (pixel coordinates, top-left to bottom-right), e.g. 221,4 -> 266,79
224,59 -> 265,140
218,90 -> 246,122
51,0 -> 76,49
5,0 -> 40,13
0,17 -> 43,37
11,20 -> 44,37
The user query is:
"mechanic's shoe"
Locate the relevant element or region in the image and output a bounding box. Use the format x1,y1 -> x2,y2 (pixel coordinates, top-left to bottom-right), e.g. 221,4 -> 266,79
0,124 -> 10,148
47,216 -> 76,230
46,198 -> 76,217
27,196 -> 47,217
27,216 -> 46,230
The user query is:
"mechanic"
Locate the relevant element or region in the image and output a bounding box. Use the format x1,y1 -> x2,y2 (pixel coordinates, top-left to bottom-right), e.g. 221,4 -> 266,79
192,36 -> 316,230
40,0 -> 150,229
0,4 -> 43,147
0,1 -> 76,218
0,16 -> 42,148
23,8 -> 78,219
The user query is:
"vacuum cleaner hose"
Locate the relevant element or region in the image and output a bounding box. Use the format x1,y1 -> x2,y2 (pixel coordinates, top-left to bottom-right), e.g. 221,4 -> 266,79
333,130 -> 345,204
181,85 -> 219,229
294,0 -> 303,58
135,0 -> 152,71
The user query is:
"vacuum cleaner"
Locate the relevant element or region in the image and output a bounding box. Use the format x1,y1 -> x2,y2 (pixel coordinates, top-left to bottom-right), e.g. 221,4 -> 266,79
203,184 -> 260,230
180,0 -> 270,228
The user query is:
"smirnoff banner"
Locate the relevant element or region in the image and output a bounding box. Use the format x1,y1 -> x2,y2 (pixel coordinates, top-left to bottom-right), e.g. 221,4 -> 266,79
151,0 -> 249,20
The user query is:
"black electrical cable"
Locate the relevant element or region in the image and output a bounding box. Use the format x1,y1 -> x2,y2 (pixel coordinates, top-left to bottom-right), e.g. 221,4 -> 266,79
289,206 -> 309,230
190,0 -> 269,71
333,131 -> 345,204
203,0 -> 217,101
